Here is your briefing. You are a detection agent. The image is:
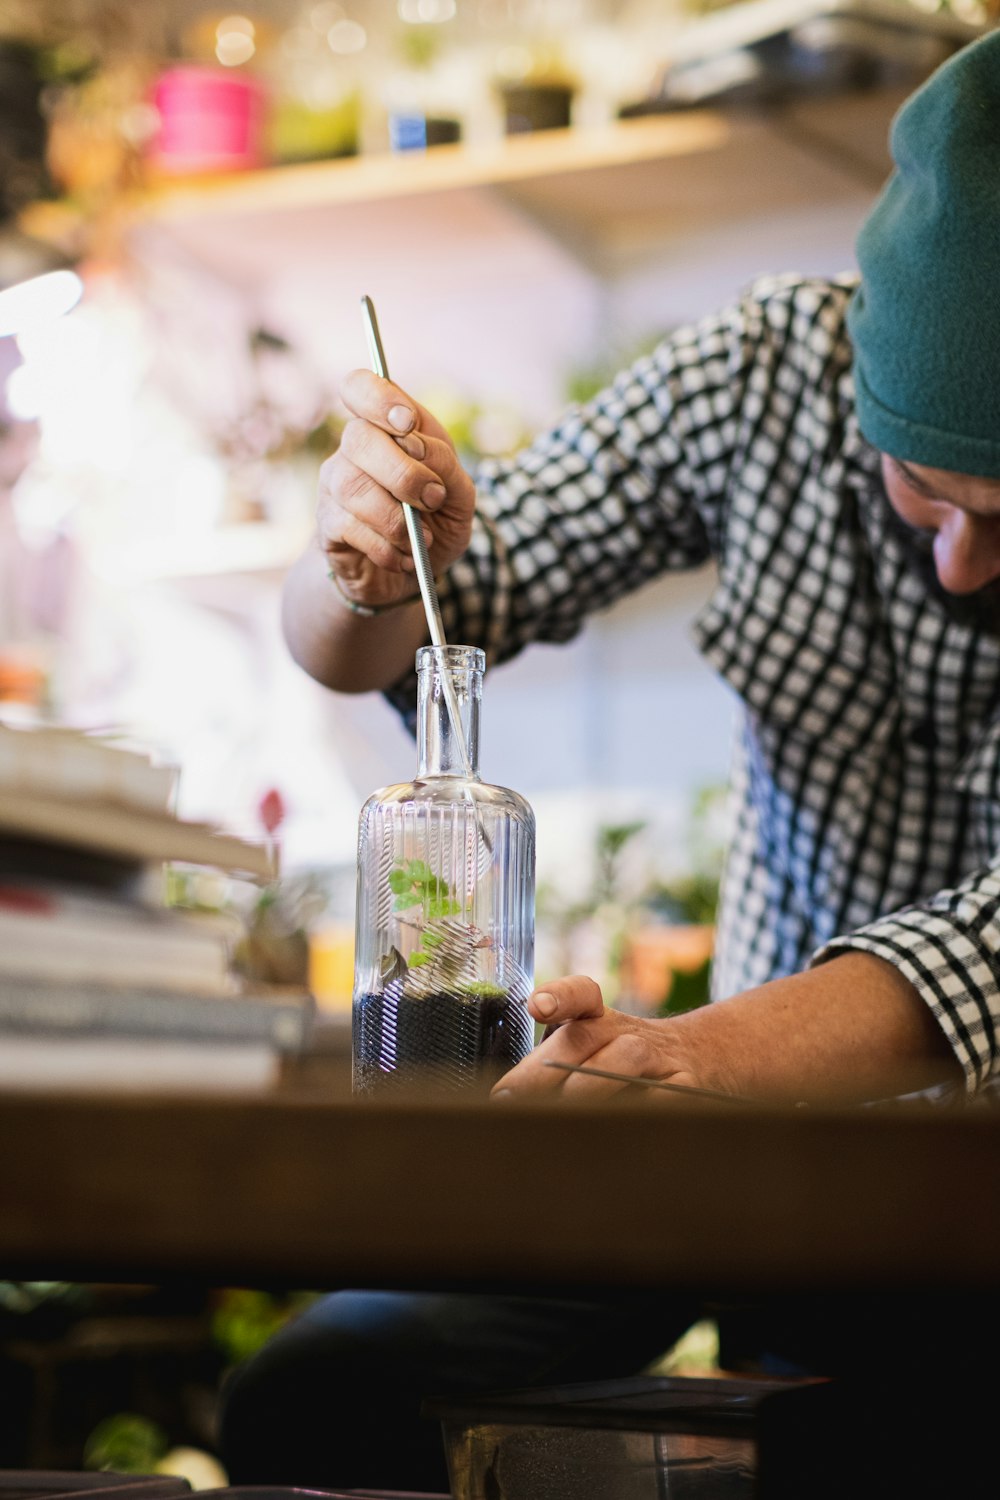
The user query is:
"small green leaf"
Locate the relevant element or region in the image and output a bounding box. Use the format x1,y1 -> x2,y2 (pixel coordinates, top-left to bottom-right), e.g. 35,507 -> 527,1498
427,895 -> 461,921
409,951 -> 430,968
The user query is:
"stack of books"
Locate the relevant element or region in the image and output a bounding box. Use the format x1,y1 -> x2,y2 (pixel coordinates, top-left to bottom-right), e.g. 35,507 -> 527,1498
0,721 -> 315,1092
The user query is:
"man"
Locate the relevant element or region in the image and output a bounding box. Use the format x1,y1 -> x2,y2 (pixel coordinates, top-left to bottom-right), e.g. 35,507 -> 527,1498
219,30 -> 1000,1492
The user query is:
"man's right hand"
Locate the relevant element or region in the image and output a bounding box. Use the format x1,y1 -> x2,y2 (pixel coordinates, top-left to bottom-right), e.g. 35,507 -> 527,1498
318,369 -> 478,610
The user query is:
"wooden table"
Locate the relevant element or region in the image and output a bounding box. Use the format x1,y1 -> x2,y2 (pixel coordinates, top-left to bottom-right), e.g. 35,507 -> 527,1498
3,1080 -> 999,1293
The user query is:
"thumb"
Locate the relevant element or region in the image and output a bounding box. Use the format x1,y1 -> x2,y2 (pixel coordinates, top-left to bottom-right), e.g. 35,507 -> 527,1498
529,975 -> 605,1029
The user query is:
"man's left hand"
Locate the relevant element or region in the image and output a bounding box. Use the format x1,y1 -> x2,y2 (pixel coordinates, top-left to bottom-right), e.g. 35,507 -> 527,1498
492,975 -> 704,1098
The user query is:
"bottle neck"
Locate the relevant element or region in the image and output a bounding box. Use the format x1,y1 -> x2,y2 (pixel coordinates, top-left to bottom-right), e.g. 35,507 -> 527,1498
416,644 -> 484,779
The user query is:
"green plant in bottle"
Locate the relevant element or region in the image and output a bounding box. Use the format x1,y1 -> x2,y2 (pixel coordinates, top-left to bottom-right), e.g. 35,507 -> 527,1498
352,646 -> 535,1093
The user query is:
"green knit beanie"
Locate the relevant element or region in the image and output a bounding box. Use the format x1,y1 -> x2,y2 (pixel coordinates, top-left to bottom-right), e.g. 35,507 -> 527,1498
847,29 -> 1000,479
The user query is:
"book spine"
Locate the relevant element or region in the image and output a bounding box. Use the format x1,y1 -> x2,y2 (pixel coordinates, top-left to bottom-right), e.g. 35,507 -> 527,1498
0,981 -> 314,1051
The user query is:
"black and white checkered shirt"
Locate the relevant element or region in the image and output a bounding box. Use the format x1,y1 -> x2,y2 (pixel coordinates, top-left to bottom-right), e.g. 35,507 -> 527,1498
386,274 -> 1000,1098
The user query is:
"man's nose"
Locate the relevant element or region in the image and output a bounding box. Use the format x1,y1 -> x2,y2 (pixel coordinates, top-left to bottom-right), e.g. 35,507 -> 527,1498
933,515 -> 1000,595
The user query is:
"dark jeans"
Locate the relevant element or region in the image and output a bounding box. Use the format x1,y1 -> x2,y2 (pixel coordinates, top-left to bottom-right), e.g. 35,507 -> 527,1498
217,1288 -> 702,1492
216,1286 -> 993,1494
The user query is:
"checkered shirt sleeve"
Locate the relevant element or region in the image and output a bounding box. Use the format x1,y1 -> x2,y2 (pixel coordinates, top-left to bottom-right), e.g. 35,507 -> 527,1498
815,872 -> 1000,1093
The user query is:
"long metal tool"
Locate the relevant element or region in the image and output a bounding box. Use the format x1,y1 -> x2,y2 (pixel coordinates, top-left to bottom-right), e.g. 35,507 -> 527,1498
543,1059 -> 754,1105
360,294 -> 490,853
361,293 -> 447,648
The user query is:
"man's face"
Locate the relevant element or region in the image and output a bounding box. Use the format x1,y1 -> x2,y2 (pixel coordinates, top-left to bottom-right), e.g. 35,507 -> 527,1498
879,454 -> 1000,633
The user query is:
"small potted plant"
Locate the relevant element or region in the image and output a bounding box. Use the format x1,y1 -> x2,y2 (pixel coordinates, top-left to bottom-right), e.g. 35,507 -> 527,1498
495,43 -> 578,134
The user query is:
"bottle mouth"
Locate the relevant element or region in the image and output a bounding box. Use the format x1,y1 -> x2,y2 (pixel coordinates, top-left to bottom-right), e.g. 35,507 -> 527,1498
416,644 -> 486,675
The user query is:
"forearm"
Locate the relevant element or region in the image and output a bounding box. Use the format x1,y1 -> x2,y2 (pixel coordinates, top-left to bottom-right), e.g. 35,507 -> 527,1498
501,951 -> 965,1104
281,542 -> 429,693
675,952 -> 962,1106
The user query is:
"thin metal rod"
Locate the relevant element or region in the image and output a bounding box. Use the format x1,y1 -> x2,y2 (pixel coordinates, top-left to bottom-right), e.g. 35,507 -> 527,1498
543,1059 -> 754,1105
360,295 -> 491,854
361,294 -> 446,648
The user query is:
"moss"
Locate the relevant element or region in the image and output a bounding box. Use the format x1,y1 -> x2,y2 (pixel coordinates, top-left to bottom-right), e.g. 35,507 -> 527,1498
458,980 -> 508,1000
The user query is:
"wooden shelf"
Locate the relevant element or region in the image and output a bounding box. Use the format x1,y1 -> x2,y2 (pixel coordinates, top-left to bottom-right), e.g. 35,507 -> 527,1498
129,92 -> 904,248
118,0 -> 977,237
23,0 -> 978,276
105,89 -> 912,286
132,113 -> 732,225
24,89 -> 911,285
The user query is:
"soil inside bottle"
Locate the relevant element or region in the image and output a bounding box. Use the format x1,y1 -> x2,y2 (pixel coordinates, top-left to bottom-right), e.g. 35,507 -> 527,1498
354,987 -> 533,1094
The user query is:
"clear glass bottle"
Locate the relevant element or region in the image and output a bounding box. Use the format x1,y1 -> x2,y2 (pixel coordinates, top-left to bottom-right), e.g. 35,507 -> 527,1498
352,644 -> 535,1094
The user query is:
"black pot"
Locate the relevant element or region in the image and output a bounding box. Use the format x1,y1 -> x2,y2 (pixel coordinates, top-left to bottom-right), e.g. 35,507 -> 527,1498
500,83 -> 574,135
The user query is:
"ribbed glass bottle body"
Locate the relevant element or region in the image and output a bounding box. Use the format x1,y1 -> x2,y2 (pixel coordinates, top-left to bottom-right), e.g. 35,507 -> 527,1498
352,647 -> 535,1094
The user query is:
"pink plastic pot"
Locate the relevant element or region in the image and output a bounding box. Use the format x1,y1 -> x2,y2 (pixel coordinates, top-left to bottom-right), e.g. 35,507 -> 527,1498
149,65 -> 269,173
